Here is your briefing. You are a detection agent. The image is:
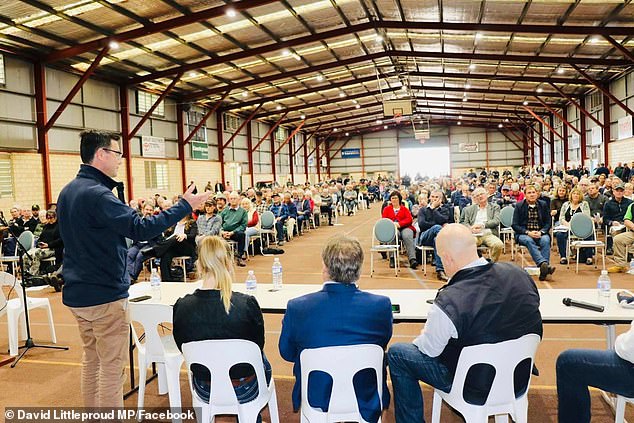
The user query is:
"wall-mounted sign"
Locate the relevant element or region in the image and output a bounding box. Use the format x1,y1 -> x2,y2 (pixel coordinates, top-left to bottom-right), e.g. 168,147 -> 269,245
141,135 -> 165,158
191,141 -> 209,160
458,142 -> 479,153
618,115 -> 633,140
341,148 -> 361,158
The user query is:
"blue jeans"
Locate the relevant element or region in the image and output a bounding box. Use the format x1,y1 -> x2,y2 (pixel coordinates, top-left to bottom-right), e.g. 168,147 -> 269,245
387,343 -> 453,423
517,234 -> 550,266
555,232 -> 594,261
193,354 -> 272,423
417,225 -> 443,271
557,349 -> 634,423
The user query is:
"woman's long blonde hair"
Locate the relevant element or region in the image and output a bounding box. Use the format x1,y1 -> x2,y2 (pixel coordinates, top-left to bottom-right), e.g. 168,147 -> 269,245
196,236 -> 234,313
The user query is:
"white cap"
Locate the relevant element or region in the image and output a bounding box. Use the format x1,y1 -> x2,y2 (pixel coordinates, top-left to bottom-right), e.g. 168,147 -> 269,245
601,270 -> 608,275
248,270 -> 254,274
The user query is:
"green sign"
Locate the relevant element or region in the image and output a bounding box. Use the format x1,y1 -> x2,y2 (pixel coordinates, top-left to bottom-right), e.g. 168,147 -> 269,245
191,141 -> 209,160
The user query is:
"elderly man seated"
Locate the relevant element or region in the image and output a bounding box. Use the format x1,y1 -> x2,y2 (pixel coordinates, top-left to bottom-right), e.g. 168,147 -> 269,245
608,201 -> 634,273
387,224 -> 542,423
459,187 -> 503,262
220,191 -> 248,267
417,189 -> 452,280
602,182 -> 633,255
512,185 -> 555,281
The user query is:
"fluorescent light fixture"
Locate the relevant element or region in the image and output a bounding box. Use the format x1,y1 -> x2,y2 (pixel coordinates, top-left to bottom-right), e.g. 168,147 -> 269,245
465,83 -> 471,89
376,120 -> 383,124
226,8 -> 236,17
333,128 -> 338,132
352,99 -> 358,104
523,100 -> 529,106
469,64 -> 476,70
498,123 -> 504,128
316,74 -> 324,81
383,125 -> 388,129
276,105 -> 282,110
282,49 -> 291,56
457,121 -> 462,125
475,33 -> 483,40
504,118 -> 509,122
355,104 -> 361,109
339,92 -> 346,98
188,71 -> 197,78
462,97 -> 468,102
300,114 -> 306,119
345,132 -> 350,136
557,67 -> 565,74
536,87 -> 543,93
242,91 -> 248,98
108,41 -> 119,50
376,34 -> 384,42
459,115 -> 463,120
293,54 -> 301,61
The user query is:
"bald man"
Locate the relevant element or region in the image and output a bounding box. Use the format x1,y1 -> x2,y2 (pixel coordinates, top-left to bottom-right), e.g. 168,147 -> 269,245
387,224 -> 542,423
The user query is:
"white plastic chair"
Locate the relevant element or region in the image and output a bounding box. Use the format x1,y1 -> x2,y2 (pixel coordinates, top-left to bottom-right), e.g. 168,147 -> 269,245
358,193 -> 367,210
499,206 -> 515,260
181,339 -> 279,423
567,213 -> 606,273
299,344 -> 384,423
431,334 -> 541,423
370,218 -> 400,277
415,244 -> 436,276
129,303 -> 184,419
0,271 -> 57,356
615,395 -> 634,422
172,256 -> 191,282
0,231 -> 35,276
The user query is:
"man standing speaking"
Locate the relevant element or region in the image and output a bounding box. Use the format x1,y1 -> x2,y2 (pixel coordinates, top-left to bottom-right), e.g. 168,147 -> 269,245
58,130 -> 208,408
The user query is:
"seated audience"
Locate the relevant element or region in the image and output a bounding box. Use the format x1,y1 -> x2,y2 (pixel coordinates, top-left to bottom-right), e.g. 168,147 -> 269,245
497,185 -> 517,208
281,192 -> 298,239
126,202 -> 161,282
459,187 -> 503,262
382,190 -> 418,270
279,235 -> 392,423
343,185 -> 358,216
195,199 -> 222,244
512,185 -> 555,281
608,201 -> 634,273
510,182 -> 525,202
555,188 -> 593,265
319,189 -> 335,226
24,209 -> 63,276
417,189 -> 452,280
603,183 -> 633,255
557,319 -> 634,423
551,185 -> 569,224
173,236 -> 270,422
220,192 -> 248,266
240,197 -> 260,253
270,192 -> 289,245
22,207 -> 39,233
387,224 -> 542,423
157,213 -> 198,281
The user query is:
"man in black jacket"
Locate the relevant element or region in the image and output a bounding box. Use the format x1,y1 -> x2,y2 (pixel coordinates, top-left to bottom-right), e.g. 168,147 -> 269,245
388,224 -> 542,423
512,185 -> 555,281
58,130 -> 208,408
417,190 -> 452,281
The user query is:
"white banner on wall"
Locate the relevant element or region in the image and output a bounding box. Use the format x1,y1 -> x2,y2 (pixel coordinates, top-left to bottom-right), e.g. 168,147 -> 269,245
618,115 -> 633,140
590,126 -> 602,146
458,142 -> 479,153
141,135 -> 166,158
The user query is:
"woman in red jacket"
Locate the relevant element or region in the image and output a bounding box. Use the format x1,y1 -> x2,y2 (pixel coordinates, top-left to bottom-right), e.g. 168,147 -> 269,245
381,190 -> 418,269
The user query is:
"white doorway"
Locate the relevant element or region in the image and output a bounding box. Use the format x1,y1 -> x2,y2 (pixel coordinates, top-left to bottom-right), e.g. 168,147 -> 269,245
399,146 -> 450,178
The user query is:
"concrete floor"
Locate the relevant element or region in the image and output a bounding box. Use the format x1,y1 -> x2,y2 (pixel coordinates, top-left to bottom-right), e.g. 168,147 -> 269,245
1,205 -> 633,422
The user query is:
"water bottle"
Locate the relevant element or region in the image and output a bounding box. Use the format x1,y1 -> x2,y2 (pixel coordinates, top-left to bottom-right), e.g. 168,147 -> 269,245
150,268 -> 161,300
628,259 -> 634,275
245,270 -> 257,294
597,270 -> 611,306
272,258 -> 283,291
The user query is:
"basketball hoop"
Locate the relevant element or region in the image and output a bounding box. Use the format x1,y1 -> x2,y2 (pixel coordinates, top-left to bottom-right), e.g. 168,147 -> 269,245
394,111 -> 403,124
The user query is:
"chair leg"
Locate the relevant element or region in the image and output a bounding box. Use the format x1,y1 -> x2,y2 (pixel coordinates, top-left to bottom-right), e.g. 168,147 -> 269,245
370,251 -> 374,278
7,309 -> 19,356
615,395 -> 626,423
45,303 -> 57,344
137,355 -> 148,417
165,359 -> 183,422
494,415 -> 509,423
267,379 -> 280,423
431,391 -> 442,423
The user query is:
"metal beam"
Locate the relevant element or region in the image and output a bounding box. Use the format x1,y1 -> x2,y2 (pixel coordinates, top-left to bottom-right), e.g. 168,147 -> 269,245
177,103 -> 187,191
603,35 -> 634,64
45,46 -> 109,131
274,122 -> 305,155
416,95 -> 552,109
252,111 -> 288,151
408,84 -> 565,99
515,114 -> 550,148
571,64 -> 634,118
328,136 -> 354,161
522,106 -> 565,141
129,73 -> 183,140
34,62 -> 52,206
217,110 -> 225,184
247,117 -> 254,188
549,83 -> 604,128
580,96 -> 588,163
603,93 -> 611,165
497,128 -> 524,153
534,95 -> 581,136
44,0 -> 279,62
294,125 -> 321,156
222,104 -> 263,149
119,85 -> 133,201
183,91 -> 229,145
562,107 -> 569,165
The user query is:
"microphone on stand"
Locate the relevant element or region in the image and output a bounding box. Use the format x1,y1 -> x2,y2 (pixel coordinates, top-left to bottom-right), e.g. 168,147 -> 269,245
562,297 -> 605,312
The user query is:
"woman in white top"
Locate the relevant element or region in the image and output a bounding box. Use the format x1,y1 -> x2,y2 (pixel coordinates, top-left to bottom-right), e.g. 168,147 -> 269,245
557,321 -> 634,423
240,198 -> 260,253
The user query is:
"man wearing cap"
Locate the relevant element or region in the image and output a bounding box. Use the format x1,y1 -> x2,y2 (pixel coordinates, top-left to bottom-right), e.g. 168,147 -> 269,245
214,192 -> 227,213
608,199 -> 634,273
603,183 -> 633,256
497,185 -> 517,208
31,204 -> 41,221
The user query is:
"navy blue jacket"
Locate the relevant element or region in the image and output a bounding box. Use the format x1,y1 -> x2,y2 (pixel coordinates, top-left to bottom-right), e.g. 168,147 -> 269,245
58,164 -> 192,307
279,283 -> 393,423
511,199 -> 551,240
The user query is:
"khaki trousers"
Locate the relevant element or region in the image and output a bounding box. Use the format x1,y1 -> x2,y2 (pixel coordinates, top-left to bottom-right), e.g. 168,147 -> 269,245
476,233 -> 504,262
69,298 -> 130,408
613,231 -> 634,267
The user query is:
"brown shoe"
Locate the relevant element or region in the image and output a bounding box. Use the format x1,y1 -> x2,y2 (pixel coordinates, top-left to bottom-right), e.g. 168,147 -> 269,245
236,258 -> 246,267
608,265 -> 628,273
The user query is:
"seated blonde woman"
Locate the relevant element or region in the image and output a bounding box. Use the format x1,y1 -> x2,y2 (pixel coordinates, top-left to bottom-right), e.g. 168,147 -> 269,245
240,197 -> 260,254
173,236 -> 270,421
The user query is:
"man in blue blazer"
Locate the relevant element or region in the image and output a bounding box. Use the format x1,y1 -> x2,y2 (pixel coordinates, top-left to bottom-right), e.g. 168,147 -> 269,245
512,184 -> 555,281
279,235 -> 393,423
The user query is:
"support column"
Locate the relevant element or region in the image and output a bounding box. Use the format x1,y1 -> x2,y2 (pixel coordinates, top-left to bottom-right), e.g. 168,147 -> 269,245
538,122 -> 545,165
326,139 -> 331,179
270,133 -> 276,183
562,108 -> 570,166
177,104 -> 187,191
119,85 -> 134,200
247,120 -> 254,188
549,115 -> 555,171
34,63 -> 52,205
360,134 -> 365,178
580,97 -> 588,163
217,110 -> 225,183
289,137 -> 294,184
316,139 -> 321,182
603,92 -> 611,166
303,134 -> 309,183
530,130 -> 535,167
485,129 -> 490,170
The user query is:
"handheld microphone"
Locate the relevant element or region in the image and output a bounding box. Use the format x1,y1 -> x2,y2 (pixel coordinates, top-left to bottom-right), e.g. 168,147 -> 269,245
562,297 -> 605,312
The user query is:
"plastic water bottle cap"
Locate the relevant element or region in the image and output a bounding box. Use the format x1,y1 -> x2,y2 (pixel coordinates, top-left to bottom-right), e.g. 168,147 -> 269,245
248,270 -> 254,275
601,270 -> 608,275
